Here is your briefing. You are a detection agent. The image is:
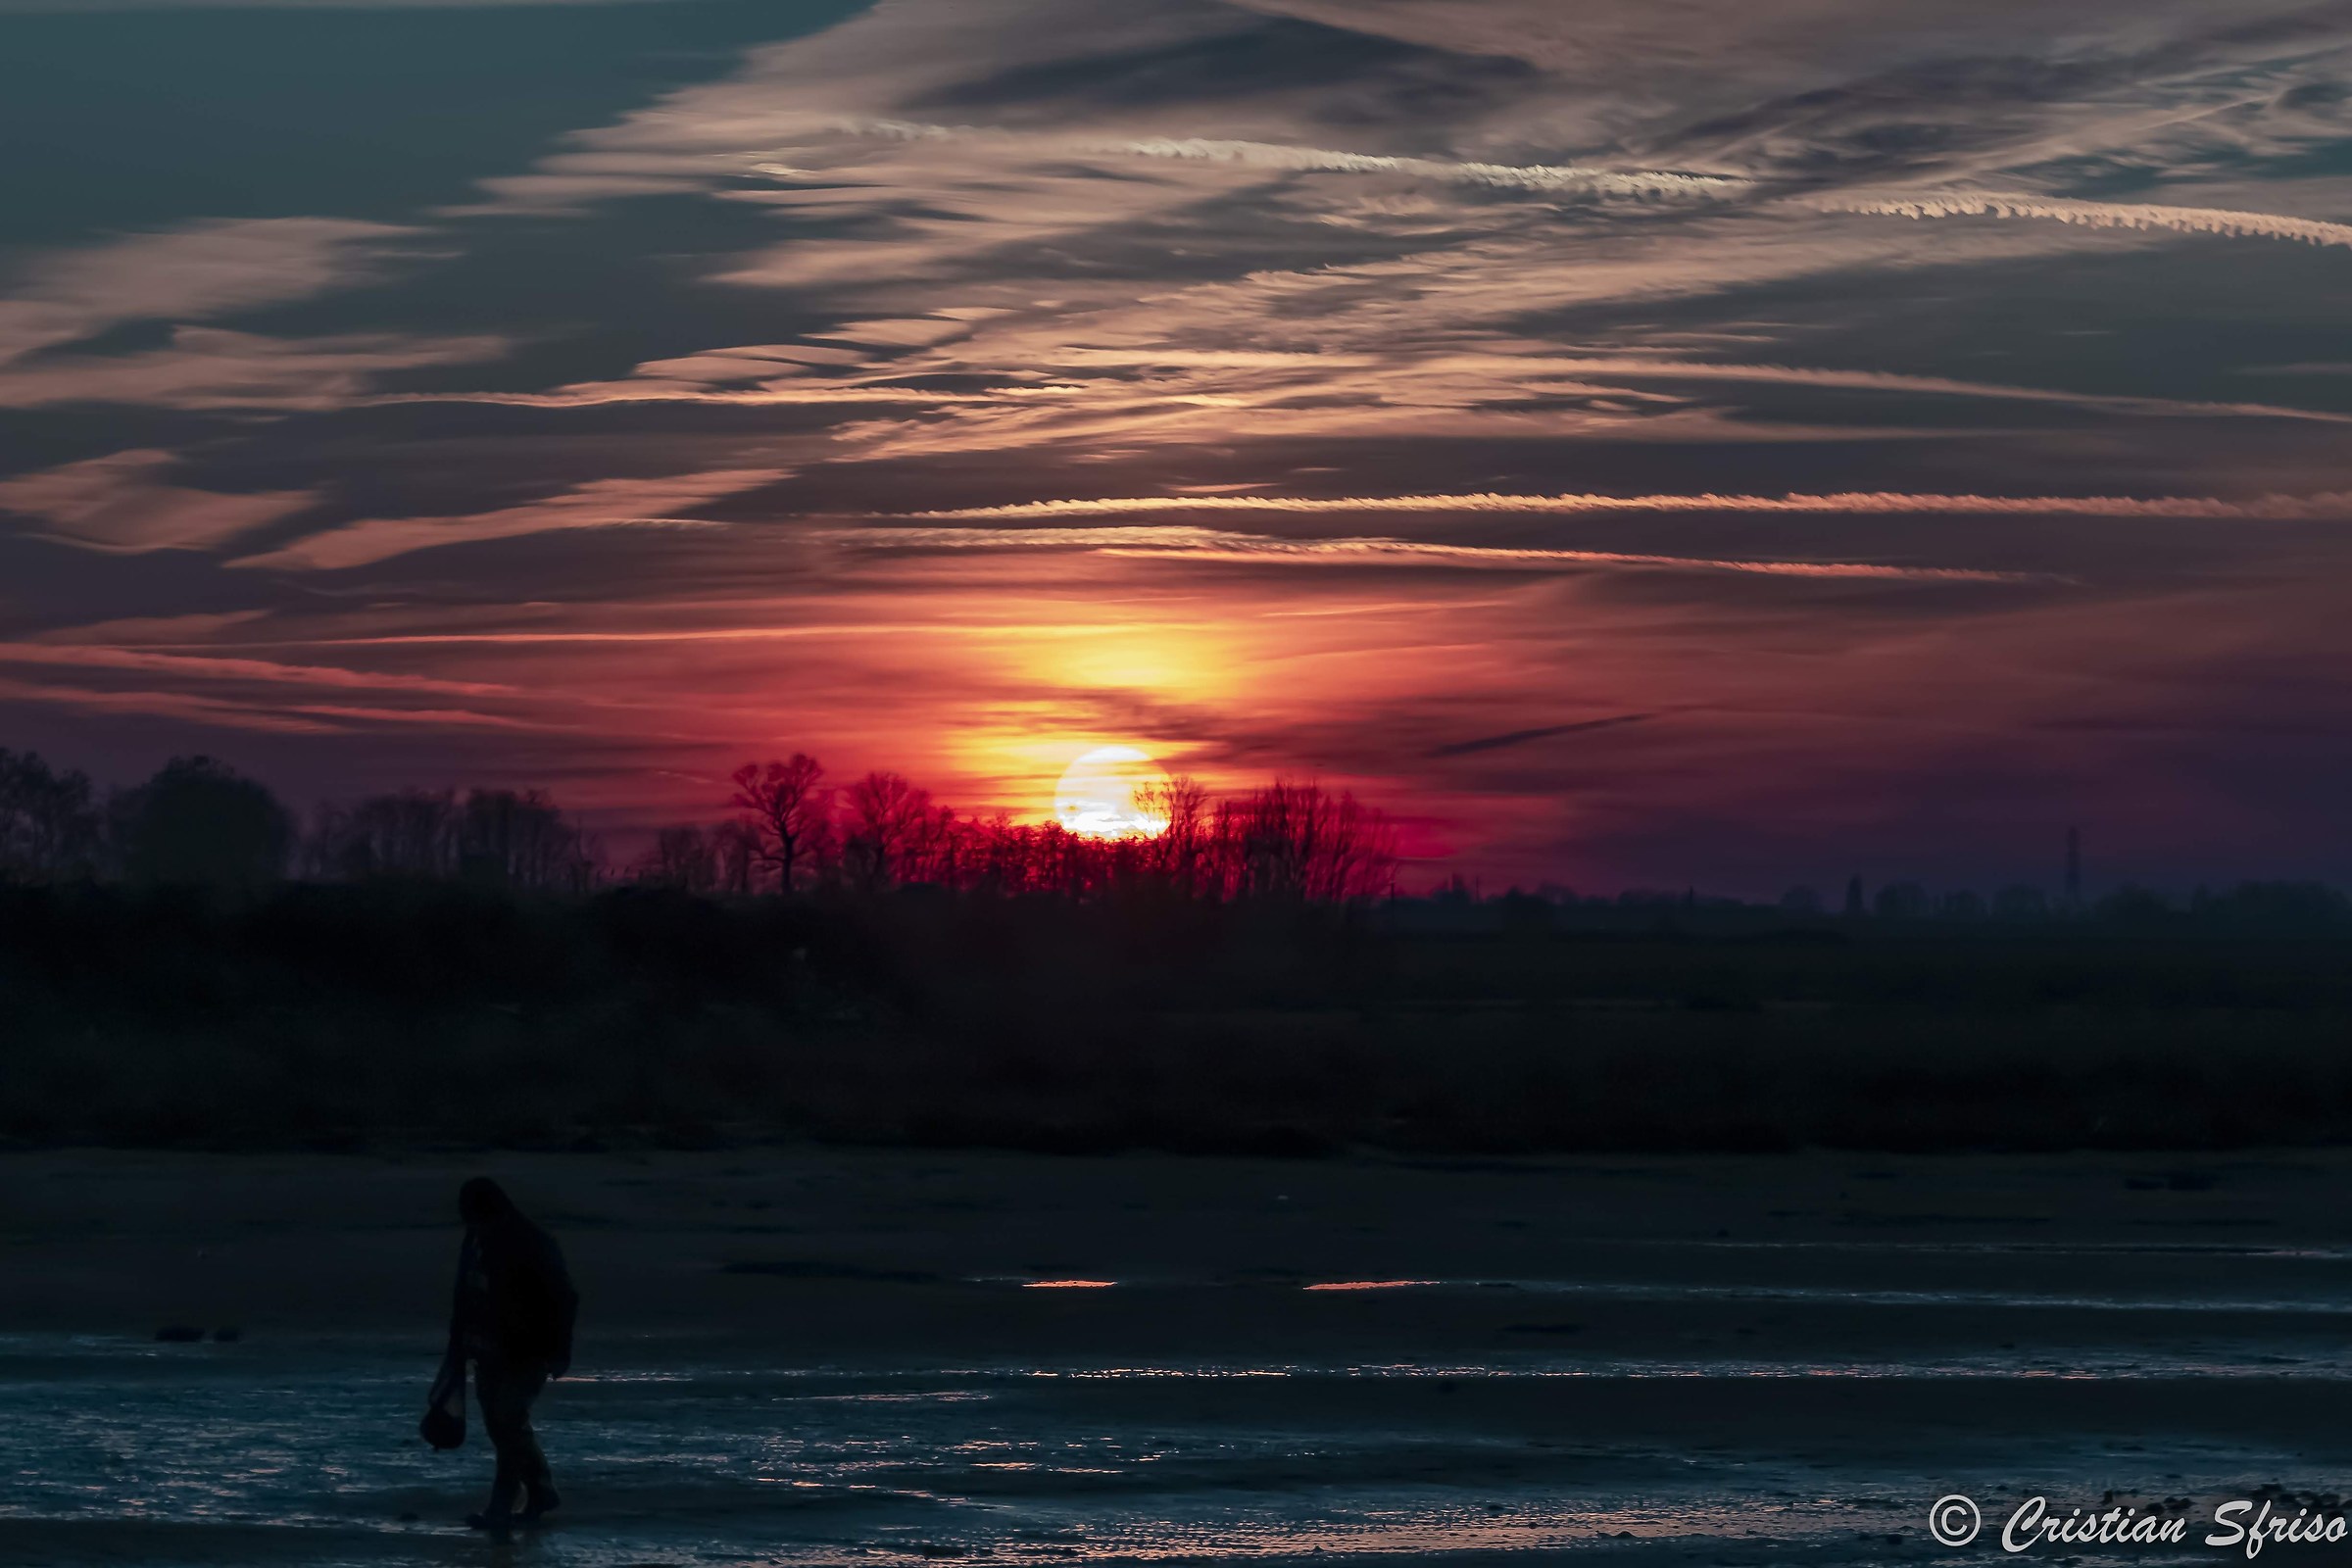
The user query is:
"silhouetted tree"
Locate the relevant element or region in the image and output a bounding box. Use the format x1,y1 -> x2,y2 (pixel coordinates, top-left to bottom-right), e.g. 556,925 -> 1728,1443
0,748 -> 101,882
1209,780 -> 1396,903
906,802 -> 963,886
635,825 -> 721,893
1873,881 -> 1929,920
1140,774 -> 1212,895
2189,881 -> 2352,933
114,756 -> 293,891
457,788 -> 595,891
2094,885 -> 2172,927
712,819 -> 760,895
731,756 -> 829,894
306,788 -> 459,880
1993,885 -> 2049,921
842,770 -> 930,891
1496,887 -> 1554,934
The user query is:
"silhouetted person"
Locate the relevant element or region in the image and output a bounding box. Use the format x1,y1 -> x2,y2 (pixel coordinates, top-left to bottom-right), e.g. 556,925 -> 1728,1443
422,1177 -> 577,1530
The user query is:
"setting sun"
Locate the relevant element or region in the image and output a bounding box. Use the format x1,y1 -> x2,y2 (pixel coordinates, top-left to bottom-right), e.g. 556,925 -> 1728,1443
1053,746 -> 1172,839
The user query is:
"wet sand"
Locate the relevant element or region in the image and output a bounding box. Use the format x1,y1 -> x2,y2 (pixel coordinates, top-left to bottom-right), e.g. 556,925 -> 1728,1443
5,1147 -> 2351,1564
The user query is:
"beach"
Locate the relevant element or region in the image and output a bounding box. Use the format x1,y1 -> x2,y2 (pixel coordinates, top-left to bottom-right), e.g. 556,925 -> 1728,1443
4,1147 -> 2350,1565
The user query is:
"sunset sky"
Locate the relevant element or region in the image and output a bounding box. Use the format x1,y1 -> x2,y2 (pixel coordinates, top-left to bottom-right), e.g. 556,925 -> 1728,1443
6,0 -> 2352,894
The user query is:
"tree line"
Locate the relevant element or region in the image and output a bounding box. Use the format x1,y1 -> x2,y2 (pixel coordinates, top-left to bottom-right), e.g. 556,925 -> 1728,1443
0,748 -> 597,893
0,746 -> 1400,905
15,742 -> 2341,929
704,757 -> 1398,902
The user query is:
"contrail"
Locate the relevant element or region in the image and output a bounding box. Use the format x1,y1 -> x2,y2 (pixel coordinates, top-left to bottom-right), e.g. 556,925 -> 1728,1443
1426,712 -> 1656,760
792,120 -> 1741,200
829,524 -> 2052,583
365,385 -> 1064,409
1103,136 -> 1741,199
1521,357 -> 2352,425
786,119 -> 2352,256
903,490 -> 2352,522
1823,190 -> 2352,252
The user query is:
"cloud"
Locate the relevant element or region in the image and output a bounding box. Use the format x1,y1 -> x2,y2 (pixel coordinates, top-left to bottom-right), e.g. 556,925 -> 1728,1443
0,219 -> 421,363
0,220 -> 498,409
0,327 -> 502,411
0,673 -> 557,736
819,118 -> 1742,198
1828,190 -> 2352,252
826,522 -> 2052,582
902,489 -> 2352,522
0,450 -> 317,553
231,468 -> 789,570
0,676 -> 348,734
14,0 -> 2352,890
432,0 -> 2352,479
0,0 -> 717,8
0,640 -> 519,701
1532,356 -> 2352,424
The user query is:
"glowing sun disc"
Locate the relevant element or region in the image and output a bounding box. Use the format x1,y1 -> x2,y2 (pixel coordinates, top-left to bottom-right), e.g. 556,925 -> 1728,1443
1054,746 -> 1171,839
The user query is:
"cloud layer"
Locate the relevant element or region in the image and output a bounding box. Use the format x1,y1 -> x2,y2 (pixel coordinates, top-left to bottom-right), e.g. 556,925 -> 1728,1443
7,0 -> 2352,891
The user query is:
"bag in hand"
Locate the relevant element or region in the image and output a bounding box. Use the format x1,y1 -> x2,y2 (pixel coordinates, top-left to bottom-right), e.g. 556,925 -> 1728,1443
418,1404 -> 466,1450
420,1352 -> 467,1449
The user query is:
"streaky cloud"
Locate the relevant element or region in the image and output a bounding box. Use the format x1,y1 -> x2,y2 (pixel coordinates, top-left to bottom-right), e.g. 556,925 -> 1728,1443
231,469 -> 788,571
0,642 -> 515,699
0,218 -> 424,364
905,490 -> 2352,521
0,450 -> 318,553
829,524 -> 2052,583
1826,190 -> 2352,252
1525,357 -> 2352,425
828,119 -> 1743,200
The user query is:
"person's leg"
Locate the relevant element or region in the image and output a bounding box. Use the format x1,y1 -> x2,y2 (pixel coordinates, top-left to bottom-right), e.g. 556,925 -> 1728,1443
469,1357 -> 548,1527
514,1365 -> 560,1523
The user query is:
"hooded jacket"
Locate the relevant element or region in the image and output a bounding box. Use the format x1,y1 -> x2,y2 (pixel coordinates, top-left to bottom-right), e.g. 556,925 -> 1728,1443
429,1179 -> 578,1423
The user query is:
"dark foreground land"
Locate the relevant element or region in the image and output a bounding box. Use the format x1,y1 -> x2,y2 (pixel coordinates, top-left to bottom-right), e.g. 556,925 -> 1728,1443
8,882 -> 2352,1153
4,1147 -> 2351,1566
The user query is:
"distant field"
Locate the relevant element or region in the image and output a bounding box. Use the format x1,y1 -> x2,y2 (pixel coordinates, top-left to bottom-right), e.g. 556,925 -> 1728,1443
7,883 -> 2352,1153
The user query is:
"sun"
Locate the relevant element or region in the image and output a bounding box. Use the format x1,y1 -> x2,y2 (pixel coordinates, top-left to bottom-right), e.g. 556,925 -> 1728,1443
1054,746 -> 1172,839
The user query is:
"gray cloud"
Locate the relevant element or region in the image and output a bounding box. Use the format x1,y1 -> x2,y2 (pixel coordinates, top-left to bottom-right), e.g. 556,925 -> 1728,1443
0,450 -> 316,553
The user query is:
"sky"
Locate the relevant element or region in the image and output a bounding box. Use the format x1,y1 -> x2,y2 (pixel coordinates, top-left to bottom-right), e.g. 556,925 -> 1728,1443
5,0 -> 2352,896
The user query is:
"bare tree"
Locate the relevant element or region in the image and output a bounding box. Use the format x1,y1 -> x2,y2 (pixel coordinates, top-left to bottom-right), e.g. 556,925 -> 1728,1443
306,789 -> 459,880
1210,780 -> 1396,903
635,824 -> 720,893
0,748 -> 100,882
900,802 -> 961,887
842,769 -> 931,891
712,819 -> 761,896
1140,773 -> 1210,894
457,788 -> 596,892
730,756 -> 829,894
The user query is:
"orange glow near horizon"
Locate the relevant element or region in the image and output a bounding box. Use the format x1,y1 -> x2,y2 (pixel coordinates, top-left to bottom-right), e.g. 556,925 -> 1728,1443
1053,745 -> 1173,839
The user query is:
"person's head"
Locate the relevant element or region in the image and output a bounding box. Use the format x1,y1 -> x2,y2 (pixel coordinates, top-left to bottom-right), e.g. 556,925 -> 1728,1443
458,1176 -> 512,1226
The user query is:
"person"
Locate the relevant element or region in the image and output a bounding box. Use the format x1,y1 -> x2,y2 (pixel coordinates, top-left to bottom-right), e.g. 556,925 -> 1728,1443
422,1176 -> 578,1530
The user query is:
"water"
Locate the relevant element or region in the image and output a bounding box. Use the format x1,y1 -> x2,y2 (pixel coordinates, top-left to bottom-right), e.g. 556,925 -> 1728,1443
8,1251 -> 2350,1568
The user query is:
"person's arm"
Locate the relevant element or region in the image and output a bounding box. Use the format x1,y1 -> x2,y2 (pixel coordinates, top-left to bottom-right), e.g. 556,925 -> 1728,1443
427,1234 -> 472,1403
419,1234 -> 473,1446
